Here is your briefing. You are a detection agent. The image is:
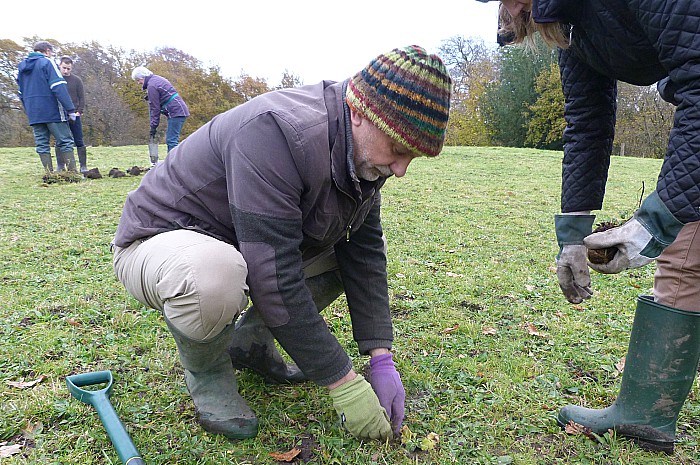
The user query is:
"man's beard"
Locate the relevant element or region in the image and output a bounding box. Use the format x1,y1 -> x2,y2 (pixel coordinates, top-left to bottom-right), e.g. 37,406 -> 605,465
354,147 -> 392,181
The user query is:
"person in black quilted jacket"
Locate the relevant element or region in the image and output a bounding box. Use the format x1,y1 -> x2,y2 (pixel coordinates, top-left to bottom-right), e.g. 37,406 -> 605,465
476,0 -> 700,454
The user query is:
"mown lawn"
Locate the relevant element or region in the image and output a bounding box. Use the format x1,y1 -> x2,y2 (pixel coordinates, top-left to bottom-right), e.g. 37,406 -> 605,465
0,145 -> 697,464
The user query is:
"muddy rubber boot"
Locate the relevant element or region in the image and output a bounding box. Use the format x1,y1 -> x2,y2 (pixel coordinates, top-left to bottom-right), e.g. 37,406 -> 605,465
557,295 -> 700,453
39,153 -> 54,172
60,151 -> 77,172
77,146 -> 88,173
166,319 -> 259,439
55,147 -> 66,171
228,306 -> 307,384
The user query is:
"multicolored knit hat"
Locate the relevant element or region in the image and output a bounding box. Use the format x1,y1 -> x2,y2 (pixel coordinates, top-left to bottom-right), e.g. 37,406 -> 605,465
346,45 -> 452,157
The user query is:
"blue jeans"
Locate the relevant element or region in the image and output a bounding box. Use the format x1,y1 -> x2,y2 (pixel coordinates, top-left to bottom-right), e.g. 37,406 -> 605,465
166,116 -> 187,153
69,116 -> 85,147
32,122 -> 74,154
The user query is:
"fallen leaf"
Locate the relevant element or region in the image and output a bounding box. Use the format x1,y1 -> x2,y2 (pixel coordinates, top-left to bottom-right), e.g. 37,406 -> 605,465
615,357 -> 626,374
0,443 -> 22,458
67,318 -> 81,326
396,273 -> 405,278
525,284 -> 535,292
446,271 -> 463,277
482,327 -> 498,335
564,420 -> 595,439
400,425 -> 416,445
526,323 -> 546,338
420,432 -> 439,450
269,447 -> 301,462
7,375 -> 46,389
440,324 -> 459,334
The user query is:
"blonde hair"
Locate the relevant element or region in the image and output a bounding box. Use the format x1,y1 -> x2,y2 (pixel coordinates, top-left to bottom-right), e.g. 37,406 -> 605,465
498,4 -> 570,49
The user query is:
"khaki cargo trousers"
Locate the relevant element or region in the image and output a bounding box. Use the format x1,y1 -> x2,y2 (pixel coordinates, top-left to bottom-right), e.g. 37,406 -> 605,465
113,229 -> 343,342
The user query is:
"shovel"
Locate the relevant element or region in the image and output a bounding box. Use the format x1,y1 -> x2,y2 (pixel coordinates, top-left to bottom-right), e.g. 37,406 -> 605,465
148,136 -> 159,165
66,370 -> 145,465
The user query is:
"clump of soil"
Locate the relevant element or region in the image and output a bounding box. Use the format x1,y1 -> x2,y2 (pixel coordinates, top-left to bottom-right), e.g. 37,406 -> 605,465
108,167 -> 126,178
127,165 -> 144,175
587,221 -> 621,264
84,167 -> 102,179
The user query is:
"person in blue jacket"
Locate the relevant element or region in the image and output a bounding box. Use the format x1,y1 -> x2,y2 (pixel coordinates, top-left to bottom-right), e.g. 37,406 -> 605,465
475,0 -> 700,454
16,41 -> 77,172
131,66 -> 189,156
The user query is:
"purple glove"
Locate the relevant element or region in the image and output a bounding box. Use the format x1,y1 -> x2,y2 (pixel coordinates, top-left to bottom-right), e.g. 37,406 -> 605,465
369,353 -> 405,435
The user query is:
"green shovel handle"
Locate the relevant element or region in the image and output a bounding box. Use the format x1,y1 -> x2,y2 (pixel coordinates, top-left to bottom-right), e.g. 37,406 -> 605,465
66,371 -> 145,465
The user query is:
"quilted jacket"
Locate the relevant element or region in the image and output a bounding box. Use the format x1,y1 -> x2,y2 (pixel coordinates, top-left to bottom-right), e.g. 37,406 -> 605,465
114,81 -> 392,386
533,0 -> 700,224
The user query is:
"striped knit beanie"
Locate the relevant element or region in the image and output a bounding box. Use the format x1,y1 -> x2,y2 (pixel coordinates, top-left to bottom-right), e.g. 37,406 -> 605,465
346,45 -> 452,157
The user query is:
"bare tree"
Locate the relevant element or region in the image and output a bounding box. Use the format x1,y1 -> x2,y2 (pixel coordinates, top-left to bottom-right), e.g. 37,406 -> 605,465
615,83 -> 675,158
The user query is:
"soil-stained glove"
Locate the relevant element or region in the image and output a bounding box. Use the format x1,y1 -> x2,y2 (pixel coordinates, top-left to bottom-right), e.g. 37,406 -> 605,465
329,374 -> 392,440
585,191 -> 684,274
369,353 -> 405,435
555,213 -> 595,304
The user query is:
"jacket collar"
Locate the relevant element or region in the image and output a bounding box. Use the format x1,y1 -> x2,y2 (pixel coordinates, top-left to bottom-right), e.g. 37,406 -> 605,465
327,80 -> 384,202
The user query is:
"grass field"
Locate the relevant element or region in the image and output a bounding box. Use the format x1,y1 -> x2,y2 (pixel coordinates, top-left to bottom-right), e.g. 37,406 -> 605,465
1,145 -> 698,464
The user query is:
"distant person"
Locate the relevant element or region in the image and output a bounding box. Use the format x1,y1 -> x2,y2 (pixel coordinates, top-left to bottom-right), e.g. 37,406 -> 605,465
59,56 -> 88,173
16,41 -> 76,172
113,46 -> 451,441
131,66 -> 189,156
476,0 -> 700,454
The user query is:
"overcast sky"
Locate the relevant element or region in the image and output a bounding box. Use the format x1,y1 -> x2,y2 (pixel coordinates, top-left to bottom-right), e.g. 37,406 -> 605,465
4,1 -> 500,85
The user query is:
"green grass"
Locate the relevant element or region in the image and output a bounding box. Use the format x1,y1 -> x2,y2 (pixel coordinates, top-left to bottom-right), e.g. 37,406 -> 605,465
0,145 -> 697,464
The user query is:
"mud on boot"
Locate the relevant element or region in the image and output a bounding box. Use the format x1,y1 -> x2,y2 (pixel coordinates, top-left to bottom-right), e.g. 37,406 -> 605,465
557,296 -> 700,454
166,319 -> 259,439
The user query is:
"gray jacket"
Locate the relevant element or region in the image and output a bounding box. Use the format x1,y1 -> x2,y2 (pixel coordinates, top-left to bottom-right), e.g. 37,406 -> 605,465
115,80 -> 393,385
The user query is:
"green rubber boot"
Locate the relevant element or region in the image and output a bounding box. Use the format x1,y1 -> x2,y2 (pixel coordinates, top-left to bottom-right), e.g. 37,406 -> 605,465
557,295 -> 700,453
166,319 -> 259,439
59,151 -> 77,172
39,153 -> 53,172
228,306 -> 306,384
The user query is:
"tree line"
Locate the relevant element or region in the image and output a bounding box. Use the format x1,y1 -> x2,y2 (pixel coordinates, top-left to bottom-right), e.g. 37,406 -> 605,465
1,36 -> 675,158
0,37 -> 302,148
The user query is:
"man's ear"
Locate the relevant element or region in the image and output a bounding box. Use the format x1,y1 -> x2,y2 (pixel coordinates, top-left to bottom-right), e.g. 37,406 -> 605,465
349,107 -> 364,127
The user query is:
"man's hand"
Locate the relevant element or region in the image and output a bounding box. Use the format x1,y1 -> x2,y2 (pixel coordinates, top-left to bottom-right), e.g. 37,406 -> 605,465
369,353 -> 405,435
329,374 -> 392,440
585,218 -> 655,273
556,245 -> 593,303
68,112 -> 77,121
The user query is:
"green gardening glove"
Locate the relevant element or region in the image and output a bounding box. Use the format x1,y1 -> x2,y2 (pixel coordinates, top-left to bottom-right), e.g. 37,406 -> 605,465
329,375 -> 393,440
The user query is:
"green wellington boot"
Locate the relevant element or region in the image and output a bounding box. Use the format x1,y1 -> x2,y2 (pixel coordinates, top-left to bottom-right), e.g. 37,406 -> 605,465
77,146 -> 88,173
228,306 -> 307,384
59,151 -> 77,172
166,319 -> 259,439
558,295 -> 700,453
39,153 -> 54,172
